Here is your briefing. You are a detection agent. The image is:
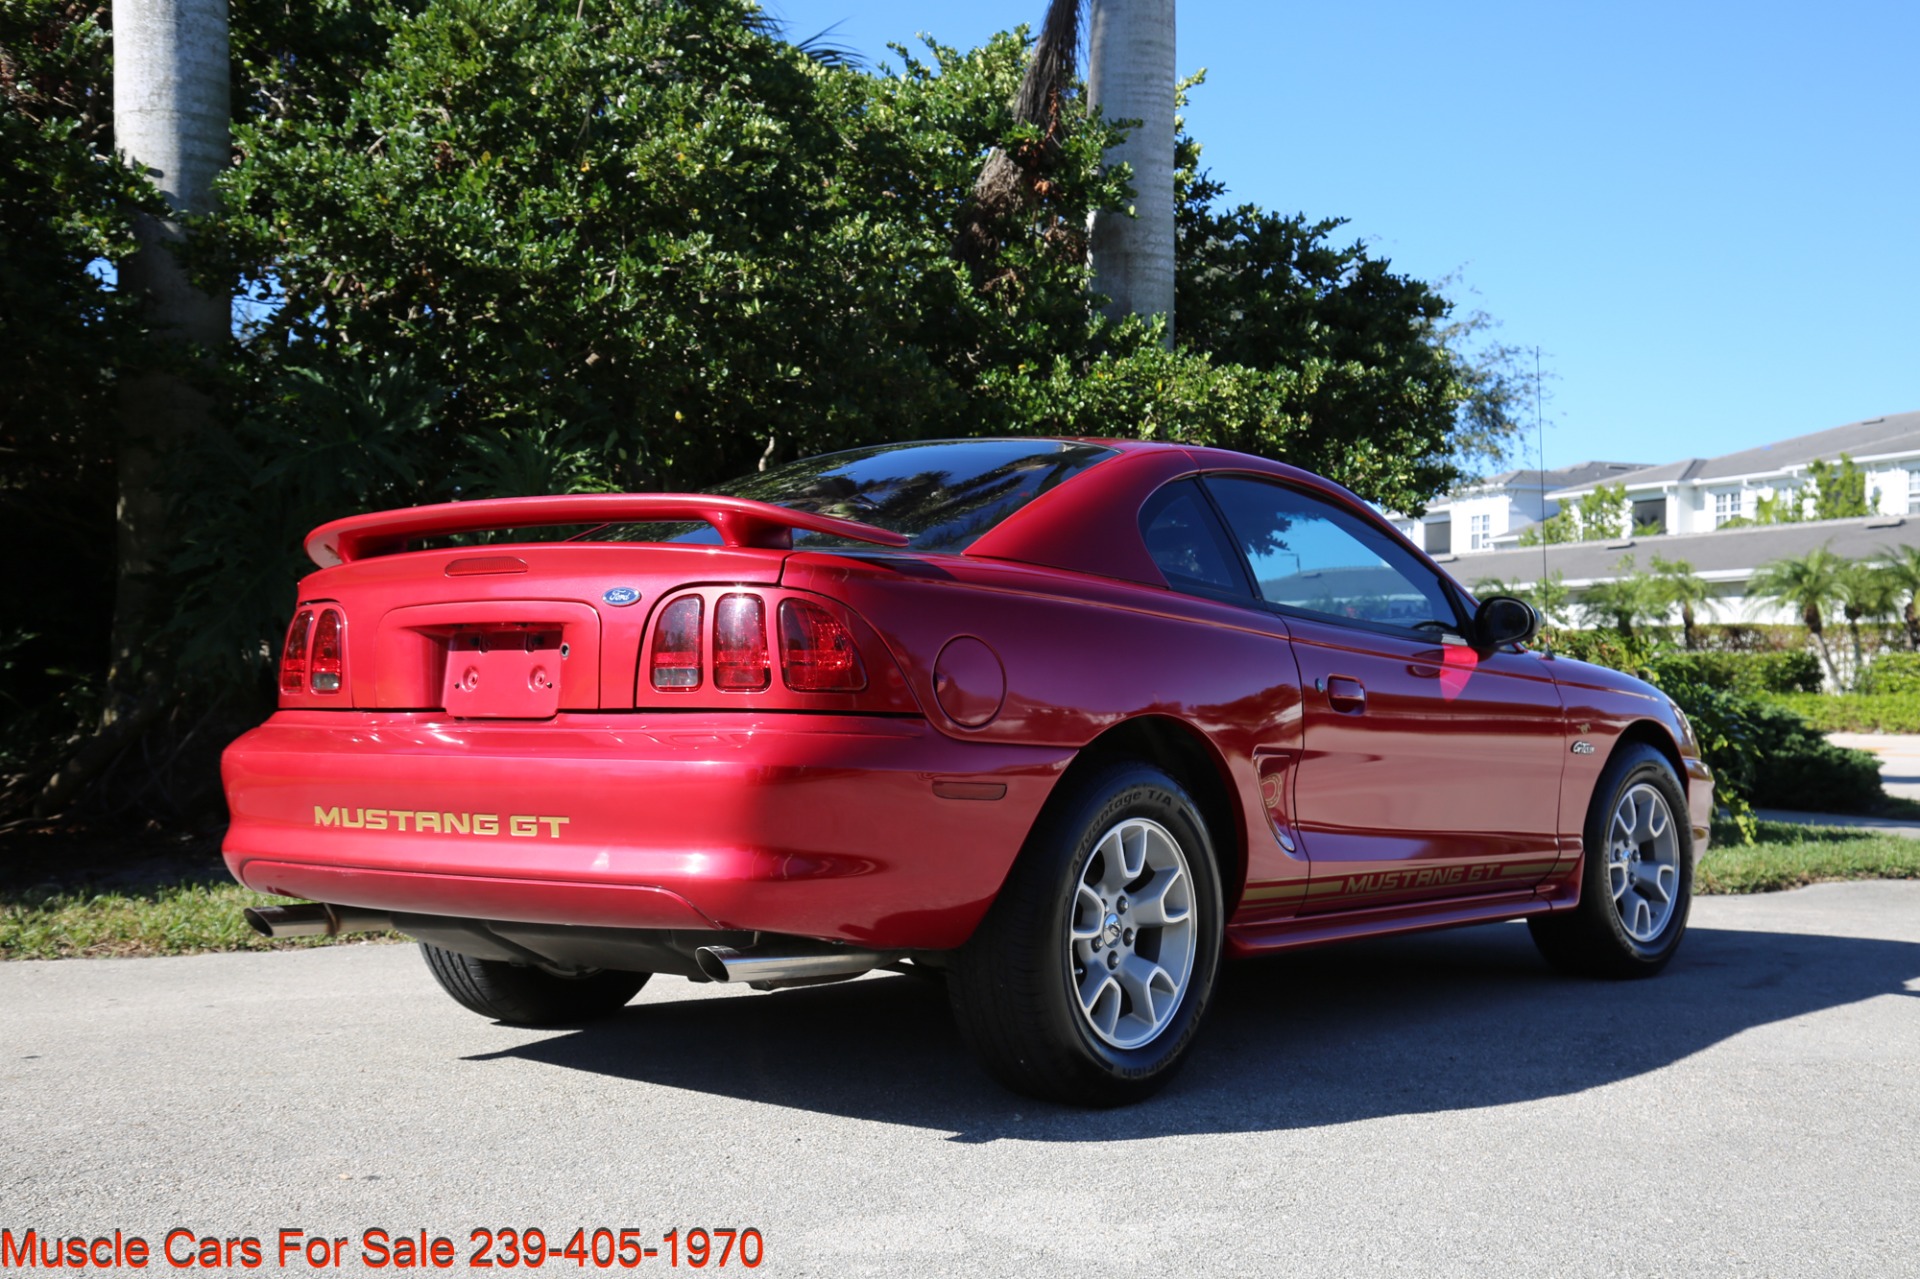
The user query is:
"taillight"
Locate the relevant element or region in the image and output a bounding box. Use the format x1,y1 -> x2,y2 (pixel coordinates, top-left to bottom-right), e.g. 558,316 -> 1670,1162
309,608 -> 344,693
650,596 -> 703,690
279,610 -> 313,693
779,599 -> 866,692
713,593 -> 769,691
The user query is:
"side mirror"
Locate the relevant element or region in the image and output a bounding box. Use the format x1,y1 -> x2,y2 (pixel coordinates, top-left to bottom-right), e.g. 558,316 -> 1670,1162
1473,595 -> 1540,651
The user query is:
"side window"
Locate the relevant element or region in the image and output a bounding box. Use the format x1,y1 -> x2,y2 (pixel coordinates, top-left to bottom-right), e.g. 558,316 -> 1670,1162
1139,479 -> 1250,598
1204,475 -> 1462,632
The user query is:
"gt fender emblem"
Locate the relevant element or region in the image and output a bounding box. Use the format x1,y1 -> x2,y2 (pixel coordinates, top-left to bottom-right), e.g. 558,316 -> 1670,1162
1571,740 -> 1596,755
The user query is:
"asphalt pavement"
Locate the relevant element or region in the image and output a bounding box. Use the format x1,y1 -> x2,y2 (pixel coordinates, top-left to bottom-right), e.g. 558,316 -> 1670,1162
4,883 -> 1918,1277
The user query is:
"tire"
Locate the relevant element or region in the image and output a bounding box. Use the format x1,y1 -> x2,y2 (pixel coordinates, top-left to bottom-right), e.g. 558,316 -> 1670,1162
1529,743 -> 1693,979
419,943 -> 650,1025
949,762 -> 1224,1106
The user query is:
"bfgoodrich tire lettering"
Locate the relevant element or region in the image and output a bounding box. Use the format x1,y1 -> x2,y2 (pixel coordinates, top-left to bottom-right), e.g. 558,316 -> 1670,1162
948,762 -> 1224,1106
1529,742 -> 1693,979
420,943 -> 650,1024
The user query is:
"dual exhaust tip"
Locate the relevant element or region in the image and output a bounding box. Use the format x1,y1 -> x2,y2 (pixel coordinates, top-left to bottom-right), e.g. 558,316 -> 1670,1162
247,903 -> 894,989
243,903 -> 392,939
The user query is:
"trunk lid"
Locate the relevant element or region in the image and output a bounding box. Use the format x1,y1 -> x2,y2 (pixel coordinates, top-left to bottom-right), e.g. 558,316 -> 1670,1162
293,544 -> 788,713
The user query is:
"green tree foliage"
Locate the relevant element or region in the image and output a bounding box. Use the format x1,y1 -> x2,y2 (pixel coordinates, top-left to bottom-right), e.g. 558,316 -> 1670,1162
1471,570 -> 1569,622
1878,545 -> 1920,651
2,0 -> 1543,815
1751,487 -> 1804,524
1648,555 -> 1714,650
1807,455 -> 1875,521
1517,483 -> 1628,546
1577,556 -> 1664,635
0,0 -> 166,771
1834,559 -> 1899,681
1749,547 -> 1845,685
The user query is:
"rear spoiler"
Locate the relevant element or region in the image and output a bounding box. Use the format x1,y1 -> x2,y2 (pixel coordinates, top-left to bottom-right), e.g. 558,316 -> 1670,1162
303,494 -> 910,567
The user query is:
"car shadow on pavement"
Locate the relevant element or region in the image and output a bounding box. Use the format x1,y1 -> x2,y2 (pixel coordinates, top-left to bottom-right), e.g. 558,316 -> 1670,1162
463,921 -> 1920,1141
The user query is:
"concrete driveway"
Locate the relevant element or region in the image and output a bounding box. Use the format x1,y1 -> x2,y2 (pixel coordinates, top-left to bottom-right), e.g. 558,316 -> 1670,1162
4,883 -> 1918,1277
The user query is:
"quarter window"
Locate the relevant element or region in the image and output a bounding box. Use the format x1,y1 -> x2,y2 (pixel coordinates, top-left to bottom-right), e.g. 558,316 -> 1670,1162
1205,476 -> 1462,633
1139,480 -> 1250,598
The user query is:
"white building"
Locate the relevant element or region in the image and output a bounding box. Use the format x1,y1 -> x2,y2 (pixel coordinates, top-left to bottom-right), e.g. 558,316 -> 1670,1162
1546,409 -> 1920,536
1387,460 -> 1649,557
1388,409 -> 1920,629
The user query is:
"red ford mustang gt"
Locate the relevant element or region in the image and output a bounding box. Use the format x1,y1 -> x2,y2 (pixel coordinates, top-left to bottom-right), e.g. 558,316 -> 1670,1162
223,438 -> 1713,1105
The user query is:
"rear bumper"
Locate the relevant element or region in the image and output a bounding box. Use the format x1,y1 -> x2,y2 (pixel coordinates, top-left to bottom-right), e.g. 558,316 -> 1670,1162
222,711 -> 1071,950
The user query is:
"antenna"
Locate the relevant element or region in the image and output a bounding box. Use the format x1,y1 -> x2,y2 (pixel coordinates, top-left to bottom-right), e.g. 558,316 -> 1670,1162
1536,345 -> 1548,593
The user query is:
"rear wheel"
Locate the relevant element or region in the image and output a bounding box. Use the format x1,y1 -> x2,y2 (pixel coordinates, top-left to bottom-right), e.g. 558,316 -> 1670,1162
420,943 -> 650,1024
949,762 -> 1224,1106
1529,743 -> 1693,978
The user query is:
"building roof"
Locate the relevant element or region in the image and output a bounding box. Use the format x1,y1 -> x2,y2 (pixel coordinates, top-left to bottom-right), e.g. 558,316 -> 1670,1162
1448,512 -> 1920,586
1471,459 -> 1651,492
1551,409 -> 1920,496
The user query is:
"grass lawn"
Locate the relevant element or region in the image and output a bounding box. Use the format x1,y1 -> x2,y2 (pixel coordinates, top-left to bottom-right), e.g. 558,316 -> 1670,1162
0,878 -> 403,960
1698,820 -> 1920,894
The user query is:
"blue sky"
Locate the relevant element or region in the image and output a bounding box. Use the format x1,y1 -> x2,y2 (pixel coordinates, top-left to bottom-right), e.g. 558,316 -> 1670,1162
767,0 -> 1918,474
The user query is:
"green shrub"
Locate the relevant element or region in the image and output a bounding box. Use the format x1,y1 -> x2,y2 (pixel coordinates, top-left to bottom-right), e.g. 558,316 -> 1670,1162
1649,650 -> 1822,695
1740,701 -> 1885,813
1544,628 -> 1888,822
1689,623 -> 1808,653
1858,652 -> 1920,695
1767,692 -> 1920,734
1538,627 -> 1658,671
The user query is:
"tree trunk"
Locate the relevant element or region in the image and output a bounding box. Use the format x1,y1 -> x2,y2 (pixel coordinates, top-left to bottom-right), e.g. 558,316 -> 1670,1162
1806,609 -> 1839,689
956,0 -> 1083,277
1906,598 -> 1918,651
1087,0 -> 1176,342
109,0 -> 229,702
1681,602 -> 1695,651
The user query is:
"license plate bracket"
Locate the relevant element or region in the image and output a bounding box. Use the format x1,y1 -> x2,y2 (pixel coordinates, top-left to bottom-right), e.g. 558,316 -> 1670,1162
442,629 -> 564,718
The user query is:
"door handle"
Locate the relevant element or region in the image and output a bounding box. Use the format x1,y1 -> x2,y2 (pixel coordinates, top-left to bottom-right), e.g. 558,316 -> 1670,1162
1325,675 -> 1367,713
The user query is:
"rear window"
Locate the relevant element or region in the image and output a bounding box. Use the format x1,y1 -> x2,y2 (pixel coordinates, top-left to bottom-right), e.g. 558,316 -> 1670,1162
618,439 -> 1118,553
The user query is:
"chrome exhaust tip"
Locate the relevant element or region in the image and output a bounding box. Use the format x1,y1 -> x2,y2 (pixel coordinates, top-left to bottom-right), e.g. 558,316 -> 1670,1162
694,941 -> 897,989
244,903 -> 394,939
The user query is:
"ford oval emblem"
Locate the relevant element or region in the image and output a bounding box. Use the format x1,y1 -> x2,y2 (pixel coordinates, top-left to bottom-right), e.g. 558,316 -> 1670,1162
602,587 -> 641,607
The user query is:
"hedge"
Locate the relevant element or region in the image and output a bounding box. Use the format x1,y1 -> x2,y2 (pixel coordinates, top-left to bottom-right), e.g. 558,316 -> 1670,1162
1767,692 -> 1920,735
1858,652 -> 1920,696
1650,650 -> 1823,695
1542,628 -> 1890,820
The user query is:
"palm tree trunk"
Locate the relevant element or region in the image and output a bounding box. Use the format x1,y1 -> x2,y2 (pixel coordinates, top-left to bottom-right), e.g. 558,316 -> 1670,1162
957,0 -> 1082,275
109,0 -> 229,696
1806,613 -> 1839,690
1682,602 -> 1696,650
1906,598 -> 1919,651
42,0 -> 233,816
1087,0 -> 1176,342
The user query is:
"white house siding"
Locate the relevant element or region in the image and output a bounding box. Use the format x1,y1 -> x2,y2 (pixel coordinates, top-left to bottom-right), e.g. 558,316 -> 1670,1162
1451,514 -> 1920,630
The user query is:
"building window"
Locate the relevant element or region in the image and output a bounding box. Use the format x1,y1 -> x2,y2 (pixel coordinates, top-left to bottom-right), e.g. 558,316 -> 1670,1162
1631,498 -> 1666,535
1425,519 -> 1451,556
1469,512 -> 1491,551
1714,489 -> 1744,527
1907,471 -> 1920,515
